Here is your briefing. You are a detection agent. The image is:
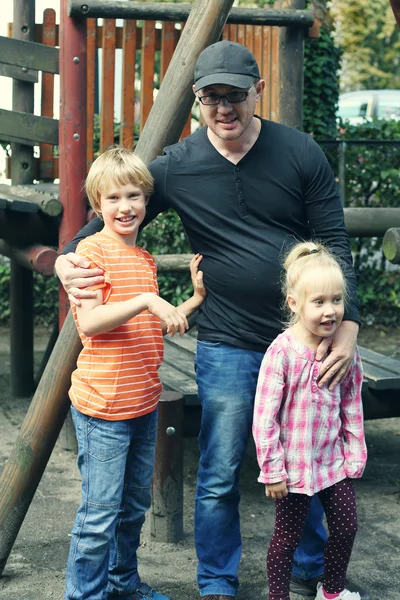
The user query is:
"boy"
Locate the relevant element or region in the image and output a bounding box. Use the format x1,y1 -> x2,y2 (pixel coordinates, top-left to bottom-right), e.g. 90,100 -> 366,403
65,147 -> 205,600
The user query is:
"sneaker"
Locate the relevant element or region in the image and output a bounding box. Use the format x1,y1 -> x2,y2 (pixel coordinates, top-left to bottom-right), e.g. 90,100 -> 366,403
109,583 -> 173,600
315,581 -> 361,600
290,577 -> 370,600
290,576 -> 323,597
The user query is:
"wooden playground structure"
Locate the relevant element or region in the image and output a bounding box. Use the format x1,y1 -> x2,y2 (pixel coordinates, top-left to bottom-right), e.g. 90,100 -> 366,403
0,0 -> 400,579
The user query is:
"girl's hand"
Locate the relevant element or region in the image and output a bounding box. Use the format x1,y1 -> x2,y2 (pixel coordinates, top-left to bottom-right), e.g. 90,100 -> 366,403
265,481 -> 288,500
190,254 -> 206,302
146,294 -> 189,337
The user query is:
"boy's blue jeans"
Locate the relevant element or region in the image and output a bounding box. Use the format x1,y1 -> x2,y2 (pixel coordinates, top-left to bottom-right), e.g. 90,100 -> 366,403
65,406 -> 158,600
194,341 -> 327,598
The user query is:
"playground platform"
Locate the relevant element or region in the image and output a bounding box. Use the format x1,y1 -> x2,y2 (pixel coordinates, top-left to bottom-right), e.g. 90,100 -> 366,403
0,328 -> 399,600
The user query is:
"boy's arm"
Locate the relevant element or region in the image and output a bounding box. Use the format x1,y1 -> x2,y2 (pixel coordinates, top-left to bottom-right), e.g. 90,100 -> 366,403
76,291 -> 189,338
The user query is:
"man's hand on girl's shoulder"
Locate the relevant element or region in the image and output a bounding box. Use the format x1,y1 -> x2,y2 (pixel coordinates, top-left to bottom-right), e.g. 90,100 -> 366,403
316,320 -> 359,390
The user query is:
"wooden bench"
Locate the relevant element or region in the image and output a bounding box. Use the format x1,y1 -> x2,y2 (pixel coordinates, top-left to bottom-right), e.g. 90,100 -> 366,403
160,331 -> 400,427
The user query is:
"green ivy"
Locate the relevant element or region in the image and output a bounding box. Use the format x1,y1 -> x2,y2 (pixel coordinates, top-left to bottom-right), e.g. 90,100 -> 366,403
303,27 -> 342,139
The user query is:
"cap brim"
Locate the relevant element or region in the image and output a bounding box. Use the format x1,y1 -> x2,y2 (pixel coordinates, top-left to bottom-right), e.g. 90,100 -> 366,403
193,73 -> 256,93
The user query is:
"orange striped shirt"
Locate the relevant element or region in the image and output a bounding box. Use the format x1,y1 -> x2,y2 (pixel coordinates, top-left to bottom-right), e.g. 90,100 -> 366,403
69,232 -> 164,420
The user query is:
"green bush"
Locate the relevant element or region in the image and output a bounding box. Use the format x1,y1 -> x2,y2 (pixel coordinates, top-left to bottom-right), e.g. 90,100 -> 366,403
0,257 -> 59,326
335,119 -> 400,327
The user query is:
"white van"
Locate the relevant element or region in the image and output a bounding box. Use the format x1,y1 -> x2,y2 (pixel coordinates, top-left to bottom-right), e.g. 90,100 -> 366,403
337,89 -> 400,125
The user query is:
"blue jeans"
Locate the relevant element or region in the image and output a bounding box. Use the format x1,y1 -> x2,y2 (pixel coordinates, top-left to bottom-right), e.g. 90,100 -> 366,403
65,406 -> 158,600
194,341 -> 327,597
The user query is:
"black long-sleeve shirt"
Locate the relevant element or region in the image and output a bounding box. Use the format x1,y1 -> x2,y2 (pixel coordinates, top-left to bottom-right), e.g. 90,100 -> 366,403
64,118 -> 359,353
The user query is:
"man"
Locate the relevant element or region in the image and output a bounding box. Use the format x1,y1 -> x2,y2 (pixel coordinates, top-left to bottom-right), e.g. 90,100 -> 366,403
56,41 -> 369,600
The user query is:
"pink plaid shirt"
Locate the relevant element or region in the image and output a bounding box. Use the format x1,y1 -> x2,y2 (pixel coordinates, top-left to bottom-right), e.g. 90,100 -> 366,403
252,328 -> 367,496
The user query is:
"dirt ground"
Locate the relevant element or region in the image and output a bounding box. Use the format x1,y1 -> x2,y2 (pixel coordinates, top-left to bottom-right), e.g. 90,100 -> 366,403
0,326 -> 399,600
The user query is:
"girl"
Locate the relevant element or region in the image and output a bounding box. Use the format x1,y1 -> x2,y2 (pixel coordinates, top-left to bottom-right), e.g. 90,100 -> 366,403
253,241 -> 367,600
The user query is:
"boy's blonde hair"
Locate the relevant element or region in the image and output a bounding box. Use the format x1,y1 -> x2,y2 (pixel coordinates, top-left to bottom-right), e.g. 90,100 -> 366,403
85,146 -> 154,217
282,241 -> 347,326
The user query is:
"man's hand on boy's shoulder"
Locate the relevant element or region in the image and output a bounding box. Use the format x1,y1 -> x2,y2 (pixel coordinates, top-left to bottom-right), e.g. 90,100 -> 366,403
55,253 -> 105,306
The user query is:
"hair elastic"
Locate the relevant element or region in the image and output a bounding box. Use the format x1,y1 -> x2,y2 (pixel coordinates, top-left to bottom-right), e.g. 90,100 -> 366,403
309,249 -> 319,254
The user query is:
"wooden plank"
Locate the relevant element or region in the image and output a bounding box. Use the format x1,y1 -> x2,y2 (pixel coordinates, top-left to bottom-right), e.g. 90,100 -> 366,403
86,18 -> 97,169
0,63 -> 38,83
100,19 -> 116,152
270,25 -> 279,122
0,190 -> 38,213
178,20 -> 192,140
158,363 -> 198,406
361,365 -> 400,391
253,25 -> 262,112
120,20 -> 137,149
140,20 -> 156,132
160,21 -> 175,80
261,26 -> 271,119
40,9 -> 56,181
359,346 -> 400,379
165,332 -> 197,358
163,339 -> 196,380
0,184 -> 62,217
8,157 -> 60,181
180,114 -> 192,139
245,25 -> 254,53
237,24 -> 245,45
227,23 -> 238,42
0,109 -> 58,146
0,35 -> 59,74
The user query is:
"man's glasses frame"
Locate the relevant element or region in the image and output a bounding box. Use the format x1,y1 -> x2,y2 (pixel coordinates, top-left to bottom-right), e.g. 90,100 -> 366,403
198,85 -> 254,106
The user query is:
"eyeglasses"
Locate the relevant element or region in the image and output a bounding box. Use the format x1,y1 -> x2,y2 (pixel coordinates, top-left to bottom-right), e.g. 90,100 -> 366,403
198,87 -> 253,106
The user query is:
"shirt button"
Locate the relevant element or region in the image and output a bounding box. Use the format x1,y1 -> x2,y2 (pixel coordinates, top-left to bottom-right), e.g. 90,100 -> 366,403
312,385 -> 318,393
238,189 -> 243,194
235,166 -> 240,171
240,201 -> 245,206
236,178 -> 241,183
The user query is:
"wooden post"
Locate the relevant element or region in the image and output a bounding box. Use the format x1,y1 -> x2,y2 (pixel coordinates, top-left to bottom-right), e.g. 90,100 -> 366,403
59,0 -> 88,326
9,0 -> 36,397
278,0 -> 305,129
147,392 -> 184,543
0,0 -> 235,572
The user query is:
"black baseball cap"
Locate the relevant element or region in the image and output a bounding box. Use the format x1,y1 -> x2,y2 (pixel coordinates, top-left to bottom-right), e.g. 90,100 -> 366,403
193,41 -> 261,93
